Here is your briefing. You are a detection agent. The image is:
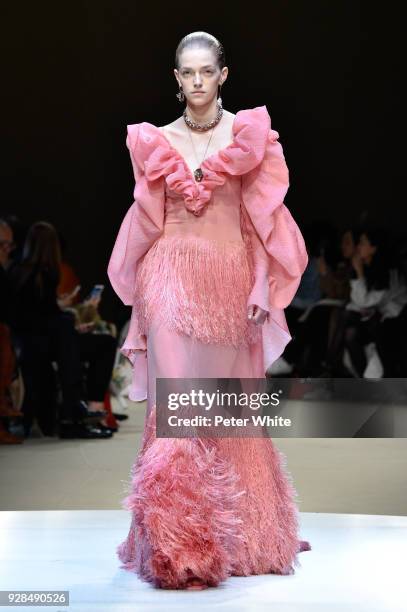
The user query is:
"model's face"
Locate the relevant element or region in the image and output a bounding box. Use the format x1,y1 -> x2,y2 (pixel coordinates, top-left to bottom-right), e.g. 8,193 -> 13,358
174,47 -> 227,105
341,230 -> 355,259
357,233 -> 377,261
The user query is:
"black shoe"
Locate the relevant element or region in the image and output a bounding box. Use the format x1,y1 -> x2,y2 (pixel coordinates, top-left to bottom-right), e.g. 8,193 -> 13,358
58,423 -> 113,439
76,424 -> 113,439
39,426 -> 57,437
74,400 -> 108,423
113,412 -> 128,421
96,423 -> 117,434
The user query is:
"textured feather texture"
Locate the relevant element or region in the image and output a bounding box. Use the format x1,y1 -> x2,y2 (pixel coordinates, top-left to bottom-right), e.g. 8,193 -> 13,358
117,406 -> 310,589
117,406 -> 245,588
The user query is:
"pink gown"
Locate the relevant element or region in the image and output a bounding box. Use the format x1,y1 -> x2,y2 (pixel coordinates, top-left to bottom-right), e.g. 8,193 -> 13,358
107,105 -> 311,589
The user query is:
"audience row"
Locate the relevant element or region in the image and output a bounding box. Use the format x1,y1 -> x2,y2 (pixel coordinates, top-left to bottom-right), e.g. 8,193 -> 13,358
0,216 -> 124,444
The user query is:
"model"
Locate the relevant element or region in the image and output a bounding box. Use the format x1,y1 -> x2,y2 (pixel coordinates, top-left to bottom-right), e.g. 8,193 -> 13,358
108,31 -> 311,590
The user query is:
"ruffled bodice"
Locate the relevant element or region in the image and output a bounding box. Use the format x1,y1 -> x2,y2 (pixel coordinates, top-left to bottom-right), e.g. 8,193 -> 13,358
162,175 -> 244,243
129,106 -> 273,217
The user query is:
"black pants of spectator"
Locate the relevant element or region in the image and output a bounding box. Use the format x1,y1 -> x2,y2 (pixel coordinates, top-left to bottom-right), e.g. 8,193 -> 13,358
375,305 -> 407,377
15,311 -> 117,433
77,332 -> 117,402
326,309 -> 381,377
16,311 -> 83,433
283,305 -> 306,365
284,304 -> 335,376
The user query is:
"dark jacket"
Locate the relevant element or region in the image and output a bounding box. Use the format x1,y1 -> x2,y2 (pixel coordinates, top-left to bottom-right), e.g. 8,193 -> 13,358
8,262 -> 61,331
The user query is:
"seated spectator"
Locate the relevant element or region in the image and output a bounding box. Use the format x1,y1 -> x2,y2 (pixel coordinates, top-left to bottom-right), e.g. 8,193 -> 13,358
324,228 -> 407,377
1,214 -> 25,266
308,227 -> 362,375
57,231 -> 81,305
318,228 -> 359,302
374,243 -> 407,376
7,221 -> 117,439
0,219 -> 24,444
271,223 -> 352,376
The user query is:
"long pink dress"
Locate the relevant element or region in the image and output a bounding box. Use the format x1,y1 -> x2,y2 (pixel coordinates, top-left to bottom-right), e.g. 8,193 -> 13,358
107,105 -> 311,589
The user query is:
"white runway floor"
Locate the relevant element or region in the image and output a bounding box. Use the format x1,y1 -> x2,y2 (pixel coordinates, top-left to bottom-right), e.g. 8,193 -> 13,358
0,510 -> 406,612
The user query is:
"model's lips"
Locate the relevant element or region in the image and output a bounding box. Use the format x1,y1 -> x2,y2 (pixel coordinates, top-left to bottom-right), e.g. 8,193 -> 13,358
192,91 -> 205,94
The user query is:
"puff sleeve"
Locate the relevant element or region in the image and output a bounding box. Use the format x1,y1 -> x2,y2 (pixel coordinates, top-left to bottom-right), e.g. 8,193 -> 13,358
241,128 -> 308,310
107,125 -> 165,306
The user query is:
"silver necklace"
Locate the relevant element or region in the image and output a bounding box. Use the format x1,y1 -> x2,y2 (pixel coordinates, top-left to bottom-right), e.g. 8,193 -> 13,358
187,126 -> 216,182
183,100 -> 223,132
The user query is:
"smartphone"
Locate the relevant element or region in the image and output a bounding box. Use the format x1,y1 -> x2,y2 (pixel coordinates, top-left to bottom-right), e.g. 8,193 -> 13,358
87,284 -> 105,300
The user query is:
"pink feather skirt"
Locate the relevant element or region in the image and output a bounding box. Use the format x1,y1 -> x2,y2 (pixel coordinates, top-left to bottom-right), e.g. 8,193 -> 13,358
116,235 -> 310,589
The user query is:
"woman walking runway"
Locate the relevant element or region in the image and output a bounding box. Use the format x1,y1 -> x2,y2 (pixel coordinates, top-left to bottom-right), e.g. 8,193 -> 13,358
108,31 -> 311,590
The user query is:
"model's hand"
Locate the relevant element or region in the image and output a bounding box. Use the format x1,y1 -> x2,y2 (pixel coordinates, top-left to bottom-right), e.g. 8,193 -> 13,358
247,304 -> 268,325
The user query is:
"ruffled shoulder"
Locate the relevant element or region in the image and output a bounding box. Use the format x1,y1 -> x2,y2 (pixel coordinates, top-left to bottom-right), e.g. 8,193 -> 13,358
126,106 -> 274,216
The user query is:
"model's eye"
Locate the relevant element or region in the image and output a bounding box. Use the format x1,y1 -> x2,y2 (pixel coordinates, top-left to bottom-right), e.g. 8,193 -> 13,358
205,70 -> 214,74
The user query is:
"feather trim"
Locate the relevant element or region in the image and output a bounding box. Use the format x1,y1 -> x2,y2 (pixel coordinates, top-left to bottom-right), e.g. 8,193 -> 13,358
133,234 -> 261,347
117,405 -> 246,589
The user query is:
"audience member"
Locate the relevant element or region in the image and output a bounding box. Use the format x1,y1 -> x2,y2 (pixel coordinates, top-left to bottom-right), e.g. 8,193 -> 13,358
324,228 -> 406,377
7,221 -> 116,439
0,220 -> 24,443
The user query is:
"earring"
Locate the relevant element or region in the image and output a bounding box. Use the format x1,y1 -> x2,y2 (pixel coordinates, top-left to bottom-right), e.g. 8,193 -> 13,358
176,85 -> 185,102
217,83 -> 223,108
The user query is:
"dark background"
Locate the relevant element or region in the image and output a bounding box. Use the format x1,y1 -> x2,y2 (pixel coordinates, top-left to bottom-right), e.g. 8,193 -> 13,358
3,1 -> 402,325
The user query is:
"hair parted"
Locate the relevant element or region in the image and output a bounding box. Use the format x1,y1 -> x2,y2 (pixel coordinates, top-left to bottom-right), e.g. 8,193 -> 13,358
175,31 -> 226,70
